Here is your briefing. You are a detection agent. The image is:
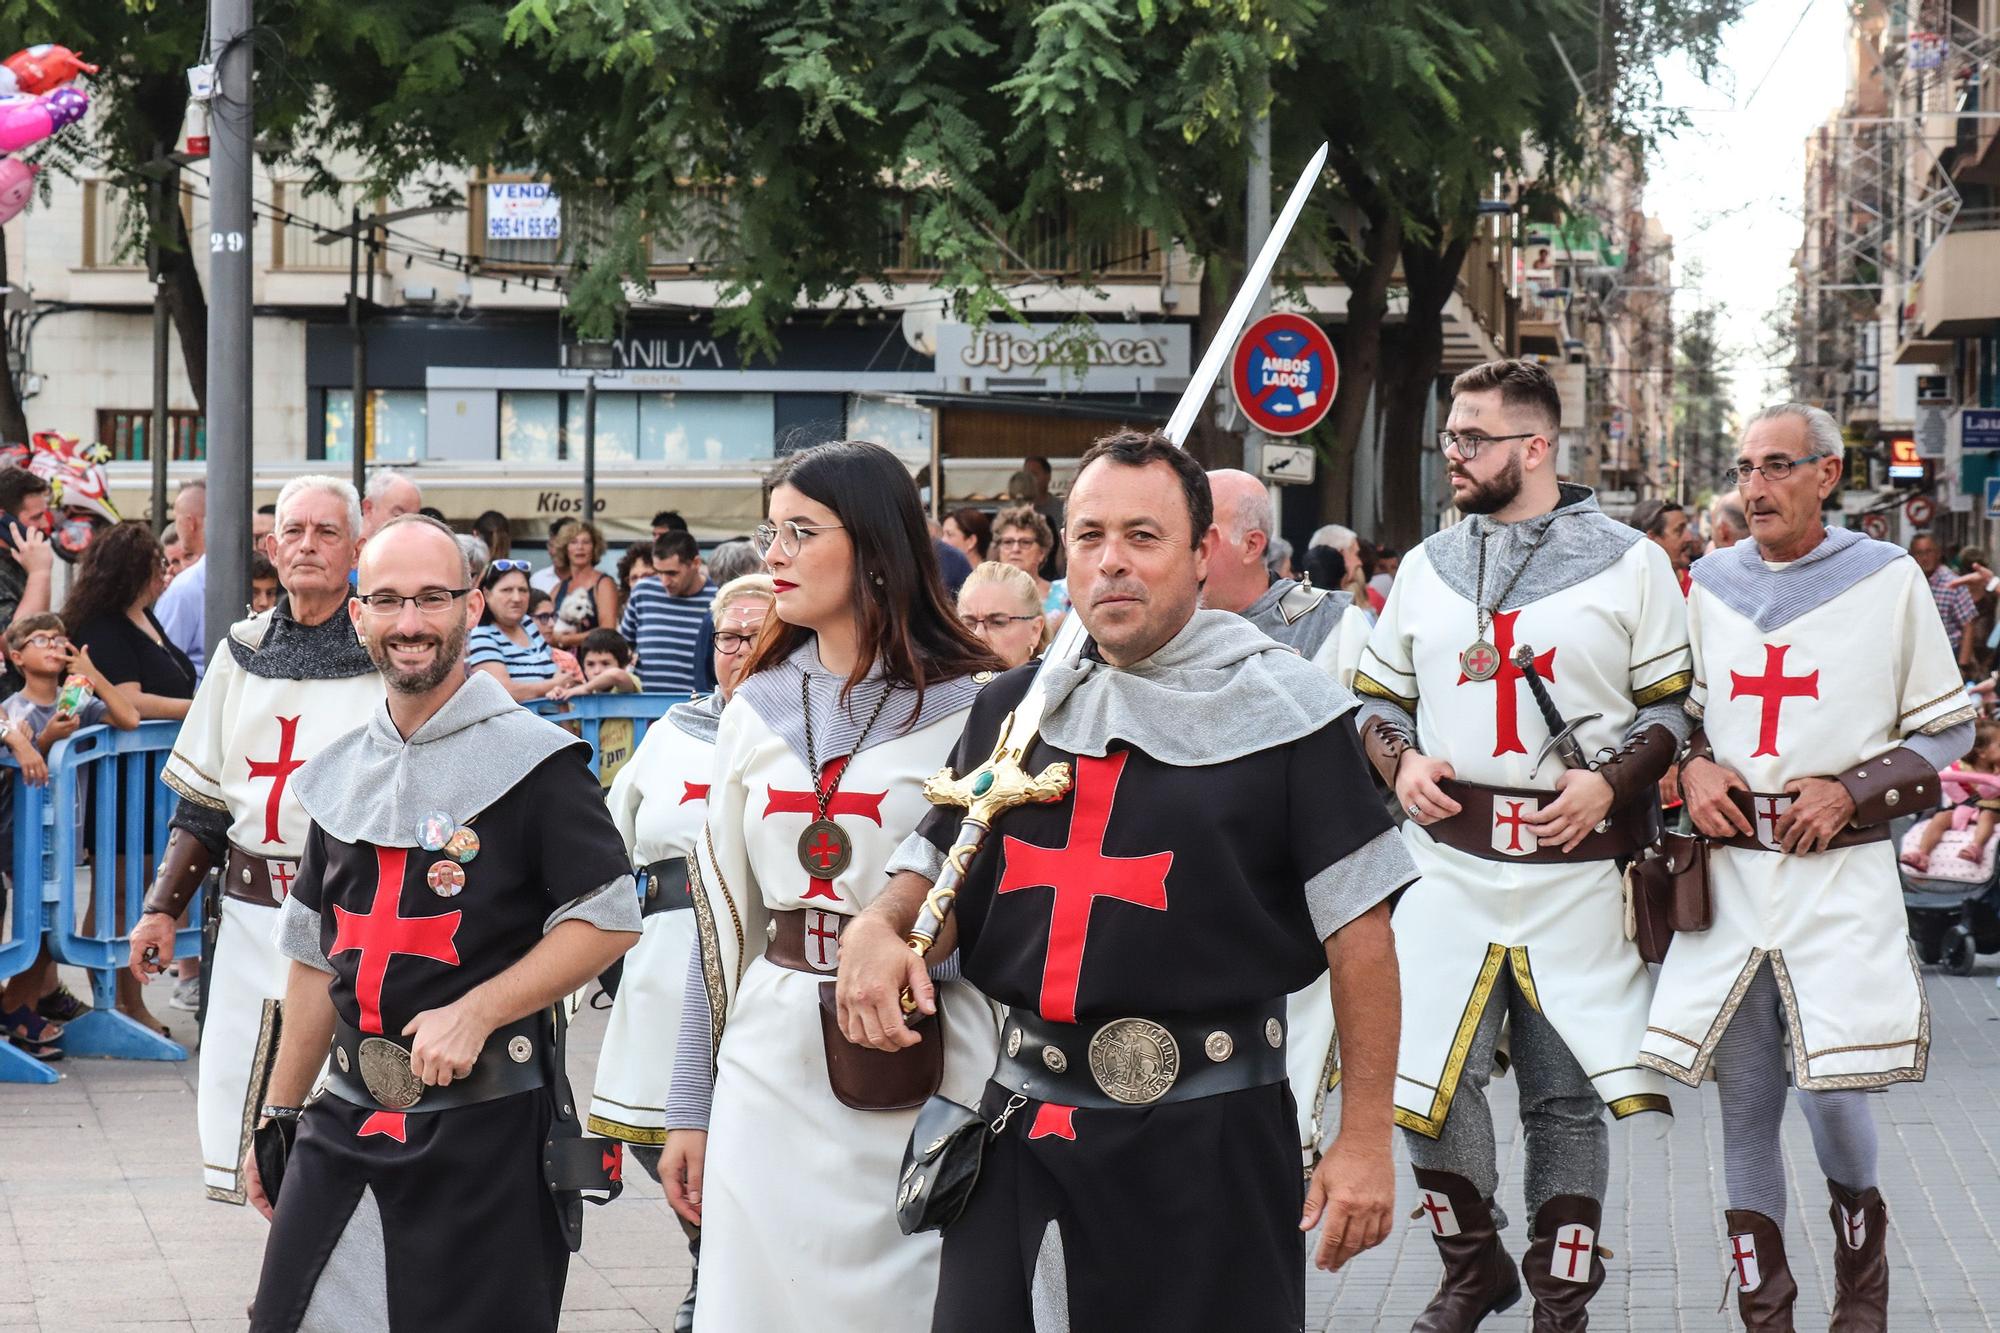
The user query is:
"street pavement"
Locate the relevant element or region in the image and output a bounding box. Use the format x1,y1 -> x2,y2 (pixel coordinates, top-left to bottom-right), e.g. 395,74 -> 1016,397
3,963 -> 1999,1331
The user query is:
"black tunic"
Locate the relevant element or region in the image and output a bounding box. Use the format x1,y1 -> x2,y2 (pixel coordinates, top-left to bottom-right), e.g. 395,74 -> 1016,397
908,665 -> 1394,1333
250,746 -> 630,1333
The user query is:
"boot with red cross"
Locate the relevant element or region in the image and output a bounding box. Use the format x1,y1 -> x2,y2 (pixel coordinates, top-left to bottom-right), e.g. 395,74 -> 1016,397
1409,1168 -> 1521,1332
1520,1195 -> 1605,1331
1826,1180 -> 1888,1332
1724,1209 -> 1798,1332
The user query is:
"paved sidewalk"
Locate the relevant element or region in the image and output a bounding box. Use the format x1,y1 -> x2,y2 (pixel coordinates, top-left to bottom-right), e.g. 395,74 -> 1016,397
3,964 -> 1999,1330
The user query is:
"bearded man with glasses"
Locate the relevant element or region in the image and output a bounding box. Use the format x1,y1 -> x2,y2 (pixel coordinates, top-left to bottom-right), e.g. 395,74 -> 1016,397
129,475 -> 387,1205
1351,357 -> 1692,1331
1640,403 -> 1974,1330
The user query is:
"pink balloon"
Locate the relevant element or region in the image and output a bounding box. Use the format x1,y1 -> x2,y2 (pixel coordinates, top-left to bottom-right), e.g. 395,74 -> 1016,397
0,158 -> 35,224
0,87 -> 85,154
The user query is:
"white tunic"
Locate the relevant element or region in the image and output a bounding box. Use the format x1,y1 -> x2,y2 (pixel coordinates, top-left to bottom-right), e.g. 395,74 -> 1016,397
161,614 -> 384,1201
586,711 -> 716,1145
1355,537 -> 1690,1134
1640,555 -> 1973,1089
691,694 -> 1002,1333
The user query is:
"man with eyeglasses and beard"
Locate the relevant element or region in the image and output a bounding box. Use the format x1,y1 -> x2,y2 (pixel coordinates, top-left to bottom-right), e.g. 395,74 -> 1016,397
1641,405 -> 1973,1330
242,514 -> 638,1332
129,476 -> 387,1206
1351,358 -> 1692,1331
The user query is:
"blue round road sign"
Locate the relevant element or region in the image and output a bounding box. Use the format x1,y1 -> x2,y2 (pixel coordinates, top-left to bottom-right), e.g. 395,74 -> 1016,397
1232,313 -> 1338,436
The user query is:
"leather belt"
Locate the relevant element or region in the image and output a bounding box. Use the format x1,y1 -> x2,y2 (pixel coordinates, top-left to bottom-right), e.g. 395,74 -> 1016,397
223,844 -> 298,909
1426,779 -> 1660,865
640,858 -> 692,918
324,1013 -> 548,1114
1708,790 -> 1891,855
994,1001 -> 1288,1110
765,907 -> 849,974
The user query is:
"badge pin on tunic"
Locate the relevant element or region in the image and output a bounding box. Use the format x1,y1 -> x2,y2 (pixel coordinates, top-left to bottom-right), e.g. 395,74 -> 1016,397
444,825 -> 481,864
417,811 -> 453,853
427,860 -> 466,898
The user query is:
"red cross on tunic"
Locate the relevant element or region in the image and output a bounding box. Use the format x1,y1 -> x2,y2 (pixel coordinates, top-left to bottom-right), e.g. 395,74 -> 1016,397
269,861 -> 296,900
805,911 -> 840,968
680,782 -> 710,805
997,750 -> 1172,1024
1418,1192 -> 1454,1235
329,847 -> 463,1035
1730,643 -> 1818,758
1755,796 -> 1788,845
1456,610 -> 1554,757
1555,1228 -> 1593,1280
246,715 -> 306,846
1731,1234 -> 1759,1290
764,756 -> 887,903
1494,799 -> 1534,853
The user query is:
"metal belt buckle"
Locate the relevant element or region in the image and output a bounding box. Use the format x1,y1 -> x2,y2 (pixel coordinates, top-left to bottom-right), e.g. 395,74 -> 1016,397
1087,1017 -> 1180,1105
357,1036 -> 425,1110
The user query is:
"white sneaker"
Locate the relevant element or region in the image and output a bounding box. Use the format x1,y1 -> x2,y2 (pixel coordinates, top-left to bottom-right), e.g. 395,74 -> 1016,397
169,976 -> 201,1012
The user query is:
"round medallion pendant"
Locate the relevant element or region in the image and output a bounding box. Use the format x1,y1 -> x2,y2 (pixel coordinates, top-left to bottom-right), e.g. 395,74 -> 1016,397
1087,1018 -> 1181,1104
797,819 -> 853,878
1459,639 -> 1501,682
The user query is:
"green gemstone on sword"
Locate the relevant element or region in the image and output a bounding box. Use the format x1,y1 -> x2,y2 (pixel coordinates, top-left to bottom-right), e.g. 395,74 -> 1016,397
972,771 -> 994,797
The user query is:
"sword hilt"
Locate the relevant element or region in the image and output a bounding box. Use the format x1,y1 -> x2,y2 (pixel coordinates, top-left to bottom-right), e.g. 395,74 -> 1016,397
1511,643 -> 1569,741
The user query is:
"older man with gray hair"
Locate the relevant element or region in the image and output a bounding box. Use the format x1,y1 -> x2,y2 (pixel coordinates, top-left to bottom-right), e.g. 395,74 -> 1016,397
360,468 -> 423,542
128,475 -> 386,1204
1645,402 -> 1974,1329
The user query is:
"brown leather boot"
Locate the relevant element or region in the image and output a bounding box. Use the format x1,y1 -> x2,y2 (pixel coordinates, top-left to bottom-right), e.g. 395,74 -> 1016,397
1827,1181 -> 1888,1332
1725,1209 -> 1798,1332
1410,1168 -> 1521,1332
1520,1195 -> 1605,1331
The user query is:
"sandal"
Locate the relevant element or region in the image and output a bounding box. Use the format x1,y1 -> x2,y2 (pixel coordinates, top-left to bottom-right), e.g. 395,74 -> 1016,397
7,1031 -> 61,1061
2,1004 -> 63,1048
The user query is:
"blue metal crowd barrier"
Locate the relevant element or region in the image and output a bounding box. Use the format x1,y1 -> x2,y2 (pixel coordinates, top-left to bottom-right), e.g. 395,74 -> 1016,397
0,693 -> 687,1084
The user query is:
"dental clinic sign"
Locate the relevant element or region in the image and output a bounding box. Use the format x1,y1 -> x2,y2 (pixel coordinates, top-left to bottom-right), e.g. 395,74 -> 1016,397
934,320 -> 1191,394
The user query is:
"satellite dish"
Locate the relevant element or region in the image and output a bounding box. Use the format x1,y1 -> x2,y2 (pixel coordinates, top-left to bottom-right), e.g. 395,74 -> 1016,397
902,307 -> 941,356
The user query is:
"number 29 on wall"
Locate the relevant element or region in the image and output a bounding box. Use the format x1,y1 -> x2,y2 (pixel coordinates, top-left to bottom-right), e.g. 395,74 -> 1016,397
209,230 -> 246,253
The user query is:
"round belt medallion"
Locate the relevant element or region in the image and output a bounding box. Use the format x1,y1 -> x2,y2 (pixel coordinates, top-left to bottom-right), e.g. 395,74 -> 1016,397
797,819 -> 852,878
1087,1018 -> 1180,1104
1459,640 -> 1501,683
357,1036 -> 425,1109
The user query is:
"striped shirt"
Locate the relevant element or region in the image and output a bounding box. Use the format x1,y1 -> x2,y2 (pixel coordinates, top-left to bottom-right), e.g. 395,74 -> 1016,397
1930,566 -> 1978,655
619,579 -> 716,693
466,620 -> 557,681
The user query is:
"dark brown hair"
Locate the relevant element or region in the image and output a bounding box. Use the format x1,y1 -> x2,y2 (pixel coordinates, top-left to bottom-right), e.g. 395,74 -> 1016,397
1072,430 -> 1213,543
1449,358 -> 1562,435
743,440 -> 1001,711
946,506 -> 993,561
62,521 -> 164,636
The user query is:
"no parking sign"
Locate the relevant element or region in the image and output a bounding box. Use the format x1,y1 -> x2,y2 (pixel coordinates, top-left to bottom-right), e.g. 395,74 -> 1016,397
1232,313 -> 1338,436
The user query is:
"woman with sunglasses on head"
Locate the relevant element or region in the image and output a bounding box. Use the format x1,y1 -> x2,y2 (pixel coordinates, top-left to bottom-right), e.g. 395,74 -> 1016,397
588,573 -> 774,1332
956,560 -> 1046,670
468,559 -> 578,702
663,441 -> 1004,1332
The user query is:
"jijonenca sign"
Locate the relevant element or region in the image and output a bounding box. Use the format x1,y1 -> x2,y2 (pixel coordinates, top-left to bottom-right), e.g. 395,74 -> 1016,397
954,328 -> 1172,376
933,320 -> 1192,394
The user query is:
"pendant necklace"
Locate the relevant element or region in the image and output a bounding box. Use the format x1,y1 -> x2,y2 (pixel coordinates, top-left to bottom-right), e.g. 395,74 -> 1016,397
1460,517 -> 1559,683
796,672 -> 895,879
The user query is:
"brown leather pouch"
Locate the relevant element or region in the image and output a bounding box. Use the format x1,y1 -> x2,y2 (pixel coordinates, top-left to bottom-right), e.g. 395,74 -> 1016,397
1625,831 -> 1711,965
816,981 -> 945,1112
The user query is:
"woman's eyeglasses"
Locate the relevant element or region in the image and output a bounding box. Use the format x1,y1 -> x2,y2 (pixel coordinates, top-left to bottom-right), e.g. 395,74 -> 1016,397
961,614 -> 1039,633
753,520 -> 844,560
714,630 -> 759,655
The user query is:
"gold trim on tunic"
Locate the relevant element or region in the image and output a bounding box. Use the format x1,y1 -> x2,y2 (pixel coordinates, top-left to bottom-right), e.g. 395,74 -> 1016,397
1632,670 -> 1694,708
162,767 -> 228,811
585,1113 -> 669,1146
1506,947 -> 1542,1013
1352,670 -> 1418,712
1394,943 -> 1508,1139
1606,1093 -> 1671,1119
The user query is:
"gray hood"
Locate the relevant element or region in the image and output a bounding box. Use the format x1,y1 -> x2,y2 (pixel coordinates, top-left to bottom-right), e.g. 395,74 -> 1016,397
1040,608 -> 1353,766
666,690 -> 727,744
1425,483 -> 1644,610
1688,525 -> 1906,632
293,670 -> 585,846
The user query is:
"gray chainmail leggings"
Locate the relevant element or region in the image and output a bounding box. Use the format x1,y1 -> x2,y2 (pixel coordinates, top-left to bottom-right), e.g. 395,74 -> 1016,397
1711,961 -> 1878,1223
1404,969 -> 1610,1226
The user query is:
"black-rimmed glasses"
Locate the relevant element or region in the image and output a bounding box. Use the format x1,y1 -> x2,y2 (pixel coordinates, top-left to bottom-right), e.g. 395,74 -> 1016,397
1437,430 -> 1539,460
1719,453 -> 1825,485
356,588 -> 472,616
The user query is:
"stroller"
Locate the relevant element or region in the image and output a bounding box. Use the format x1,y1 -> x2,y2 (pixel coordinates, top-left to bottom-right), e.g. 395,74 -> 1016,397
1897,784 -> 2000,976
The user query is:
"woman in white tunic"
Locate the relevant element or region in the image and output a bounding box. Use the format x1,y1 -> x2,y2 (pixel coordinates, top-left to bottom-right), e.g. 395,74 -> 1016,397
587,574 -> 773,1333
660,441 -> 1005,1332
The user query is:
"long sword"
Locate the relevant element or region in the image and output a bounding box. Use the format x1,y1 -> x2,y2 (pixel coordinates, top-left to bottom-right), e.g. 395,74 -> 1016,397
901,142 -> 1332,1010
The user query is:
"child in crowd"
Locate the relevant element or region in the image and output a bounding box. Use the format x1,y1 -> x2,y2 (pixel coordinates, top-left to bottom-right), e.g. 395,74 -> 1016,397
1903,717 -> 2000,873
554,628 -> 641,787
0,614 -> 140,1058
248,553 -> 280,614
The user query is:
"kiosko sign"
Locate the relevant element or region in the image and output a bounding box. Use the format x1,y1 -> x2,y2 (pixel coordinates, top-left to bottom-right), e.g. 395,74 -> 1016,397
933,321 -> 1191,394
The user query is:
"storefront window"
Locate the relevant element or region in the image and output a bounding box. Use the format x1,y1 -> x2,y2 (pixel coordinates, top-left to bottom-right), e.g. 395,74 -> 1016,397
502,390 -> 775,463
846,396 -> 931,457
324,389 -> 427,462
500,391 -> 563,461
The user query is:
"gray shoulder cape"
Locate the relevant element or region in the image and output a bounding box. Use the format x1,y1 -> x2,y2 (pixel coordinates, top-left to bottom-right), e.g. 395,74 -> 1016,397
225,595 -> 379,681
1039,608 -> 1354,767
1687,526 -> 1907,632
734,637 -> 984,770
666,690 -> 726,744
1241,577 -> 1354,661
1423,483 -> 1645,610
292,670 -> 586,846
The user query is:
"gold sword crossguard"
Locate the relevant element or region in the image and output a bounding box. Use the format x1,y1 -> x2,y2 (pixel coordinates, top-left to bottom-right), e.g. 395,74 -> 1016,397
898,709 -> 1072,1014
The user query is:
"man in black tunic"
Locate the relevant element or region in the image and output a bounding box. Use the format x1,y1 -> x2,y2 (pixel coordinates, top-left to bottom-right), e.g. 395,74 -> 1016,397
839,432 -> 1415,1331
242,515 -> 639,1332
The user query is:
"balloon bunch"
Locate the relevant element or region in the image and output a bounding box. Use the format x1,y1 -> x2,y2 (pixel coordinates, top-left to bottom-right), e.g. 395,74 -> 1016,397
0,46 -> 95,225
